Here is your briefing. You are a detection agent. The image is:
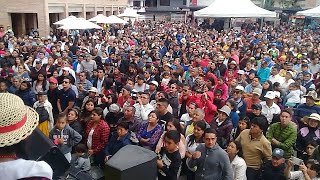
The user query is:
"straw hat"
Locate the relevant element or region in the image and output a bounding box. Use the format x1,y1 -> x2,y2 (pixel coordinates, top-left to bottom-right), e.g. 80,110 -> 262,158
303,113 -> 320,126
0,93 -> 39,147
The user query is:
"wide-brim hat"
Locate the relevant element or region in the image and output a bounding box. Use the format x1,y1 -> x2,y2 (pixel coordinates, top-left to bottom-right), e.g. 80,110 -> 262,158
218,105 -> 231,117
303,91 -> 319,101
0,93 -> 39,147
303,113 -> 320,126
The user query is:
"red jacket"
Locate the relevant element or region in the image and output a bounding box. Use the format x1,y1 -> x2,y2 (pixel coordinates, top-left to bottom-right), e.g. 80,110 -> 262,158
202,92 -> 217,124
86,120 -> 110,154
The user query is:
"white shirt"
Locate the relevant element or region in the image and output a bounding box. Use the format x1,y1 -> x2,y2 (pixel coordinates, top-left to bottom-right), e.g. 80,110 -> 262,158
260,101 -> 281,124
280,79 -> 295,92
87,128 -> 94,149
133,103 -> 155,121
231,155 -> 247,180
0,159 -> 53,180
97,77 -> 104,93
289,170 -> 320,180
269,74 -> 285,85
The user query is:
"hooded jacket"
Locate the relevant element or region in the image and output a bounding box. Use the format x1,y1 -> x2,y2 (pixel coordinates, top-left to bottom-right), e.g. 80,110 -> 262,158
49,124 -> 82,154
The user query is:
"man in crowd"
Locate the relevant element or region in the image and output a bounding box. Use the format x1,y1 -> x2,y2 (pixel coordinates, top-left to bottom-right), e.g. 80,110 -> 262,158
188,128 -> 233,180
133,92 -> 154,121
57,77 -> 76,114
236,117 -> 272,180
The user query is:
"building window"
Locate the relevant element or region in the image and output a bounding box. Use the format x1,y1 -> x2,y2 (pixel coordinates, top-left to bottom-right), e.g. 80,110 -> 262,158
133,1 -> 140,7
145,0 -> 157,7
183,0 -> 186,5
160,0 -> 170,6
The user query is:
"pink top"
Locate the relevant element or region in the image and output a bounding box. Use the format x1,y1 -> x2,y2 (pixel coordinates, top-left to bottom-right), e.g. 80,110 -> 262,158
156,131 -> 186,159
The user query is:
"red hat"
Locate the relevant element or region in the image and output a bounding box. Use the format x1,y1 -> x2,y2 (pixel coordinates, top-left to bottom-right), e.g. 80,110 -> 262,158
48,77 -> 58,84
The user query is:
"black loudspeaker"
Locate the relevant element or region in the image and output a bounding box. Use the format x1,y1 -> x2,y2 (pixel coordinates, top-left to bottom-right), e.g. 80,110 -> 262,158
105,145 -> 157,180
18,128 -> 70,177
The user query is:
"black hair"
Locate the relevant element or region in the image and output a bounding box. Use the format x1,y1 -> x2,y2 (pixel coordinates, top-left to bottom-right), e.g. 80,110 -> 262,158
158,98 -> 169,105
57,113 -> 67,122
227,99 -> 238,112
117,122 -> 130,130
164,130 -> 181,144
92,107 -> 104,118
204,128 -> 217,136
230,140 -> 243,158
251,117 -> 268,131
306,140 -> 318,148
187,120 -> 206,147
166,118 -> 182,134
75,143 -> 87,153
281,109 -> 293,116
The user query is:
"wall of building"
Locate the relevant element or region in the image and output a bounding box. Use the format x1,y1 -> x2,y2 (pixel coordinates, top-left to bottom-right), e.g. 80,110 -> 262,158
0,0 -> 128,37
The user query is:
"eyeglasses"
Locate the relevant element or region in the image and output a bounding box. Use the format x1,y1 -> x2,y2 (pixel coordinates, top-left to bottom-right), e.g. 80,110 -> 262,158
63,81 -> 70,84
107,96 -> 112,99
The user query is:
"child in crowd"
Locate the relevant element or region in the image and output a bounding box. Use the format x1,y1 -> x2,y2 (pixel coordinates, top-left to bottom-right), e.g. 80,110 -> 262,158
49,114 -> 82,162
285,82 -> 301,108
157,130 -> 182,180
71,143 -> 91,172
231,116 -> 250,140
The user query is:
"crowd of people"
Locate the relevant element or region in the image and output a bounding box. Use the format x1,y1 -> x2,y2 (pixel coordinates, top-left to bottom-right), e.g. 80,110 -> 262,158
0,20 -> 320,180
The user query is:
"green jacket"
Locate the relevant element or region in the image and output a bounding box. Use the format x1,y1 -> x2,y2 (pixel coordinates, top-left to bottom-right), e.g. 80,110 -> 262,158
266,122 -> 297,158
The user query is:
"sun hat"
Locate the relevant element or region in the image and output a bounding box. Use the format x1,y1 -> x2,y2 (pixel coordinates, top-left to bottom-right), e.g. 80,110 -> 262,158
0,93 -> 39,147
303,91 -> 319,101
235,85 -> 244,92
149,81 -> 159,87
237,70 -> 245,75
303,113 -> 320,126
88,87 -> 98,93
252,88 -> 262,96
218,105 -> 231,117
264,91 -> 275,99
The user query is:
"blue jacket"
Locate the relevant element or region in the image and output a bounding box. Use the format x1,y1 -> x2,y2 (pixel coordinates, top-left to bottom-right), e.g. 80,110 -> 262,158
15,89 -> 36,107
294,104 -> 320,126
257,67 -> 271,84
104,132 -> 132,156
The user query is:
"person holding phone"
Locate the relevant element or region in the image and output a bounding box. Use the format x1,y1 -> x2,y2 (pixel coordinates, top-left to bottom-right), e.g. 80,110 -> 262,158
284,158 -> 320,180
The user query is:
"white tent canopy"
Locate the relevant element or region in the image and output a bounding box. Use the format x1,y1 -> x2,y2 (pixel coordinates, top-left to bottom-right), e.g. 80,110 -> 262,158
58,18 -> 102,30
118,8 -> 142,18
89,14 -> 127,24
296,6 -> 320,17
194,0 -> 276,18
53,16 -> 77,25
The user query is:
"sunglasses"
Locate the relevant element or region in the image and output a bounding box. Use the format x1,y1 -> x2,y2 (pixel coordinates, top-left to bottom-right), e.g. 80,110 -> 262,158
63,81 -> 70,84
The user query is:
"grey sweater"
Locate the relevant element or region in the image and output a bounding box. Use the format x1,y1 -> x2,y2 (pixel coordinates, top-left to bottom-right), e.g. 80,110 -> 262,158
188,143 -> 233,180
49,124 -> 82,154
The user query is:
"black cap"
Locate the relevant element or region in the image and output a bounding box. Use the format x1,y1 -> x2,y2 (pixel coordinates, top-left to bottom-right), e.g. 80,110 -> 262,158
252,103 -> 262,110
37,91 -> 47,96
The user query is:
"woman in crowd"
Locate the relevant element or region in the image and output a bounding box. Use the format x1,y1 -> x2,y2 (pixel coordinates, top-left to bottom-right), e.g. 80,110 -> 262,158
226,141 -> 247,180
155,118 -> 186,158
80,98 -> 96,124
32,73 -> 49,94
85,107 -> 110,167
226,99 -> 240,128
136,111 -> 163,150
296,113 -> 320,158
33,91 -> 54,137
184,120 -> 206,180
67,108 -> 84,137
15,80 -> 36,107
285,159 -> 320,180
14,64 -> 30,80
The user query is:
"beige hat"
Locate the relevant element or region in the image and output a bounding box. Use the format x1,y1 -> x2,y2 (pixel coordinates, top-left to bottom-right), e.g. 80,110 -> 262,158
0,93 -> 39,147
303,91 -> 319,101
252,88 -> 262,96
88,87 -> 98,94
218,105 -> 231,117
303,113 -> 320,126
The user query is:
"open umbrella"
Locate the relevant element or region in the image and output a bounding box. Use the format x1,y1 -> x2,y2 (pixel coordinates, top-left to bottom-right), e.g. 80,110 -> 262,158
118,9 -> 142,18
58,18 -> 102,30
53,16 -> 77,25
89,14 -> 127,24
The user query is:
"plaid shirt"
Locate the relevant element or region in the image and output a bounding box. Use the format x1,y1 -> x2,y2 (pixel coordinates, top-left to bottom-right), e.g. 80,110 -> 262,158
86,120 -> 110,154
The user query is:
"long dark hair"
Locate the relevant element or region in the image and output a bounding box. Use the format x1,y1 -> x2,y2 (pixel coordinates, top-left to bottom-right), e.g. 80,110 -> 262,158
166,118 -> 182,134
229,140 -> 243,158
187,120 -> 206,147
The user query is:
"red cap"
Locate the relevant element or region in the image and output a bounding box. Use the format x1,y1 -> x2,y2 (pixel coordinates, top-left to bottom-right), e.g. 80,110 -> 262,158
48,77 -> 58,84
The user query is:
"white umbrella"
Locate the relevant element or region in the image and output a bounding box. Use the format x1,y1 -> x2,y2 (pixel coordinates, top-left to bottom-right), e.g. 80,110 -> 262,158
53,16 -> 77,25
58,18 -> 102,30
89,14 -> 127,24
118,9 -> 142,18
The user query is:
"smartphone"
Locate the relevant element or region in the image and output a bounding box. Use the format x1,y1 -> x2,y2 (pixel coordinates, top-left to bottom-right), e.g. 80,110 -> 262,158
291,156 -> 303,165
